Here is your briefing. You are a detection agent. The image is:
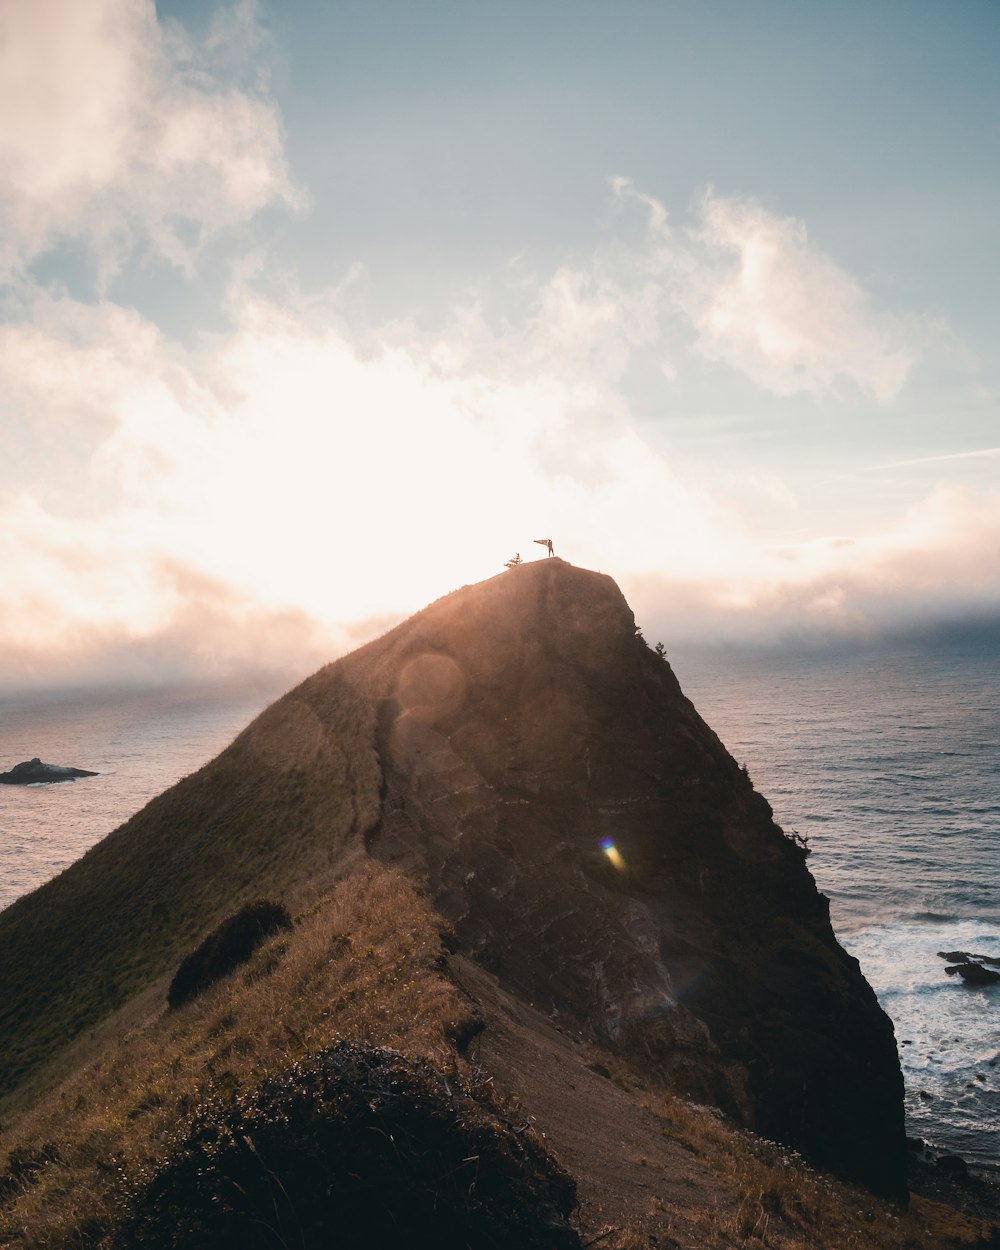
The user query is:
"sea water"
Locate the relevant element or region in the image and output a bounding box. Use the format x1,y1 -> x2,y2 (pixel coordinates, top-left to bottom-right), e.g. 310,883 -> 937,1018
0,682 -> 282,911
675,638 -> 1000,1172
0,645 -> 997,1168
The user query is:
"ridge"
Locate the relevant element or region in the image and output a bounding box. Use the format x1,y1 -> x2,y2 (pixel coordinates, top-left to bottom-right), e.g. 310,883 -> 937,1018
0,559 -> 906,1201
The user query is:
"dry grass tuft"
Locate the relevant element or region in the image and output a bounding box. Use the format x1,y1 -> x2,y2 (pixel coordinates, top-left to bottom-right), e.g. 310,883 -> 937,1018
639,1089 -> 995,1249
0,863 -> 467,1249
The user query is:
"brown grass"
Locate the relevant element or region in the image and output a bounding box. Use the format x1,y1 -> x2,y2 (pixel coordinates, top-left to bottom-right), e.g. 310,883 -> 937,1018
0,862 -> 466,1249
637,1091 -> 992,1250
0,862 -> 995,1250
0,673 -> 383,1101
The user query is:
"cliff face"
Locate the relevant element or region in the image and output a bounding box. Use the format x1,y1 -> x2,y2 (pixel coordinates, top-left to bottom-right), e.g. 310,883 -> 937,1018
341,559 -> 906,1200
0,559 -> 906,1201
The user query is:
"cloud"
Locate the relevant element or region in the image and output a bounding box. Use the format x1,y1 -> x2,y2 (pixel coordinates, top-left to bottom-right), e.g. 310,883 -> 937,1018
871,446 -> 1000,470
0,118 -> 988,691
0,269 -> 751,687
613,179 -> 921,401
0,528 -> 343,691
1,267 -> 997,690
627,484 -> 1000,647
0,0 -> 301,282
685,194 -> 916,400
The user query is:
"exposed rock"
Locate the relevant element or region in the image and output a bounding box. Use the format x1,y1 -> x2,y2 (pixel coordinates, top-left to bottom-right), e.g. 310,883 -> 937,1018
351,559 -> 906,1201
939,949 -> 1000,968
909,1145 -> 1000,1221
945,962 -> 1000,986
0,757 -> 98,785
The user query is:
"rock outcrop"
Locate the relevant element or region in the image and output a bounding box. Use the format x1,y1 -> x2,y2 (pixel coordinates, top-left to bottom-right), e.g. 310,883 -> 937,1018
331,559 -> 903,1199
938,951 -> 1000,986
0,758 -> 98,785
938,950 -> 1000,967
944,962 -> 1000,986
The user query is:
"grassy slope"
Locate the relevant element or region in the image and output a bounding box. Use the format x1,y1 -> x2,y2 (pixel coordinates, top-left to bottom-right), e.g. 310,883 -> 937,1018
0,864 -> 463,1247
0,669 -> 382,1099
0,567 -> 490,1101
0,860 -> 991,1249
0,562 -> 558,1101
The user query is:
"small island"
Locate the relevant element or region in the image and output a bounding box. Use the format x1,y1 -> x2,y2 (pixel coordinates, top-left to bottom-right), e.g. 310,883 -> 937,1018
0,758 -> 99,785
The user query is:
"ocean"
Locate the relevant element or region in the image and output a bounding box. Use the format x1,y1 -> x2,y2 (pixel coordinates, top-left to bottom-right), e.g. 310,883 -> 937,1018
0,682 -> 283,912
676,638 -> 1000,1173
0,643 -> 997,1169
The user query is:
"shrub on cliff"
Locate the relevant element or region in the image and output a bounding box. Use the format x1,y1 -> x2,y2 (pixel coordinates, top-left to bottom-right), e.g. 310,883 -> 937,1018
115,1041 -> 580,1250
167,900 -> 293,1008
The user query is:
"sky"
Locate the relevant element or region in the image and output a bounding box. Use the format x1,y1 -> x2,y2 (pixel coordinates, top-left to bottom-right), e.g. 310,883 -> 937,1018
1,0 -> 998,691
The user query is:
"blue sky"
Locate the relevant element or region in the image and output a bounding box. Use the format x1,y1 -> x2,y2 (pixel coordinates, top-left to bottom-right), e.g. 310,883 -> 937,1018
1,0 -> 998,688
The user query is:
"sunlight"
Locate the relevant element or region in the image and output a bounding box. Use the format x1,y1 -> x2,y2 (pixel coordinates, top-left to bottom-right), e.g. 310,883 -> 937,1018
600,837 -> 626,872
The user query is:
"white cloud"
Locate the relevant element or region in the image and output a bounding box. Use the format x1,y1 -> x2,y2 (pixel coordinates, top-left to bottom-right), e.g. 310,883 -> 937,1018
612,178 -> 921,401
1,267 -> 997,690
0,0 -> 301,282
872,446 -> 1000,470
0,154 -> 988,687
628,484 -> 1000,646
0,270 -> 753,686
686,194 -> 914,400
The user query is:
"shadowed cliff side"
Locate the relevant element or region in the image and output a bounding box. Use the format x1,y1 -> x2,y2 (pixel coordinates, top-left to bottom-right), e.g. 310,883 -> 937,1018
0,559 -> 906,1202
348,558 -> 907,1202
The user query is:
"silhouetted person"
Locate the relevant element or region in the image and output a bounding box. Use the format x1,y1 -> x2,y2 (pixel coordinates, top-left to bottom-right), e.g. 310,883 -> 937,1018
534,538 -> 554,557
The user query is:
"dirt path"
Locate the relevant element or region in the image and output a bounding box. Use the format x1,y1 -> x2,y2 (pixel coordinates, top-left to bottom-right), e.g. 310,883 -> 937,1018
448,955 -> 725,1248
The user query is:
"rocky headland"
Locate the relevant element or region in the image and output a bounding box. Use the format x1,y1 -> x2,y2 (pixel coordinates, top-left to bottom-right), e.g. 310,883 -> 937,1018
0,559 -> 926,1246
353,558 -> 907,1200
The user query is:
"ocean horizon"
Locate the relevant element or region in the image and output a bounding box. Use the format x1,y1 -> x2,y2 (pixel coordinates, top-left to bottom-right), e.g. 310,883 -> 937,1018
1,637 -> 997,1170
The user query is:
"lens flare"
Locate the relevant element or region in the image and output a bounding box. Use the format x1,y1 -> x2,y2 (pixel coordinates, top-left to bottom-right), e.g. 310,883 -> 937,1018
600,837 -> 626,871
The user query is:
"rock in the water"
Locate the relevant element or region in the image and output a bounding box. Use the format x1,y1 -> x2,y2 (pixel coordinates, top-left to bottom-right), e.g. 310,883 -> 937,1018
938,949 -> 1000,968
945,961 -> 1000,986
0,758 -> 98,785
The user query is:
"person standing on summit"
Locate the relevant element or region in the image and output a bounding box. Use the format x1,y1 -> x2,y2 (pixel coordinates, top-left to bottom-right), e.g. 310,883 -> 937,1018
534,538 -> 555,557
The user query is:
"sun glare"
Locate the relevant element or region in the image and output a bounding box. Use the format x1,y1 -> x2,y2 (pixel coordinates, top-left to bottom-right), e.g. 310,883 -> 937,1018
600,837 -> 626,872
